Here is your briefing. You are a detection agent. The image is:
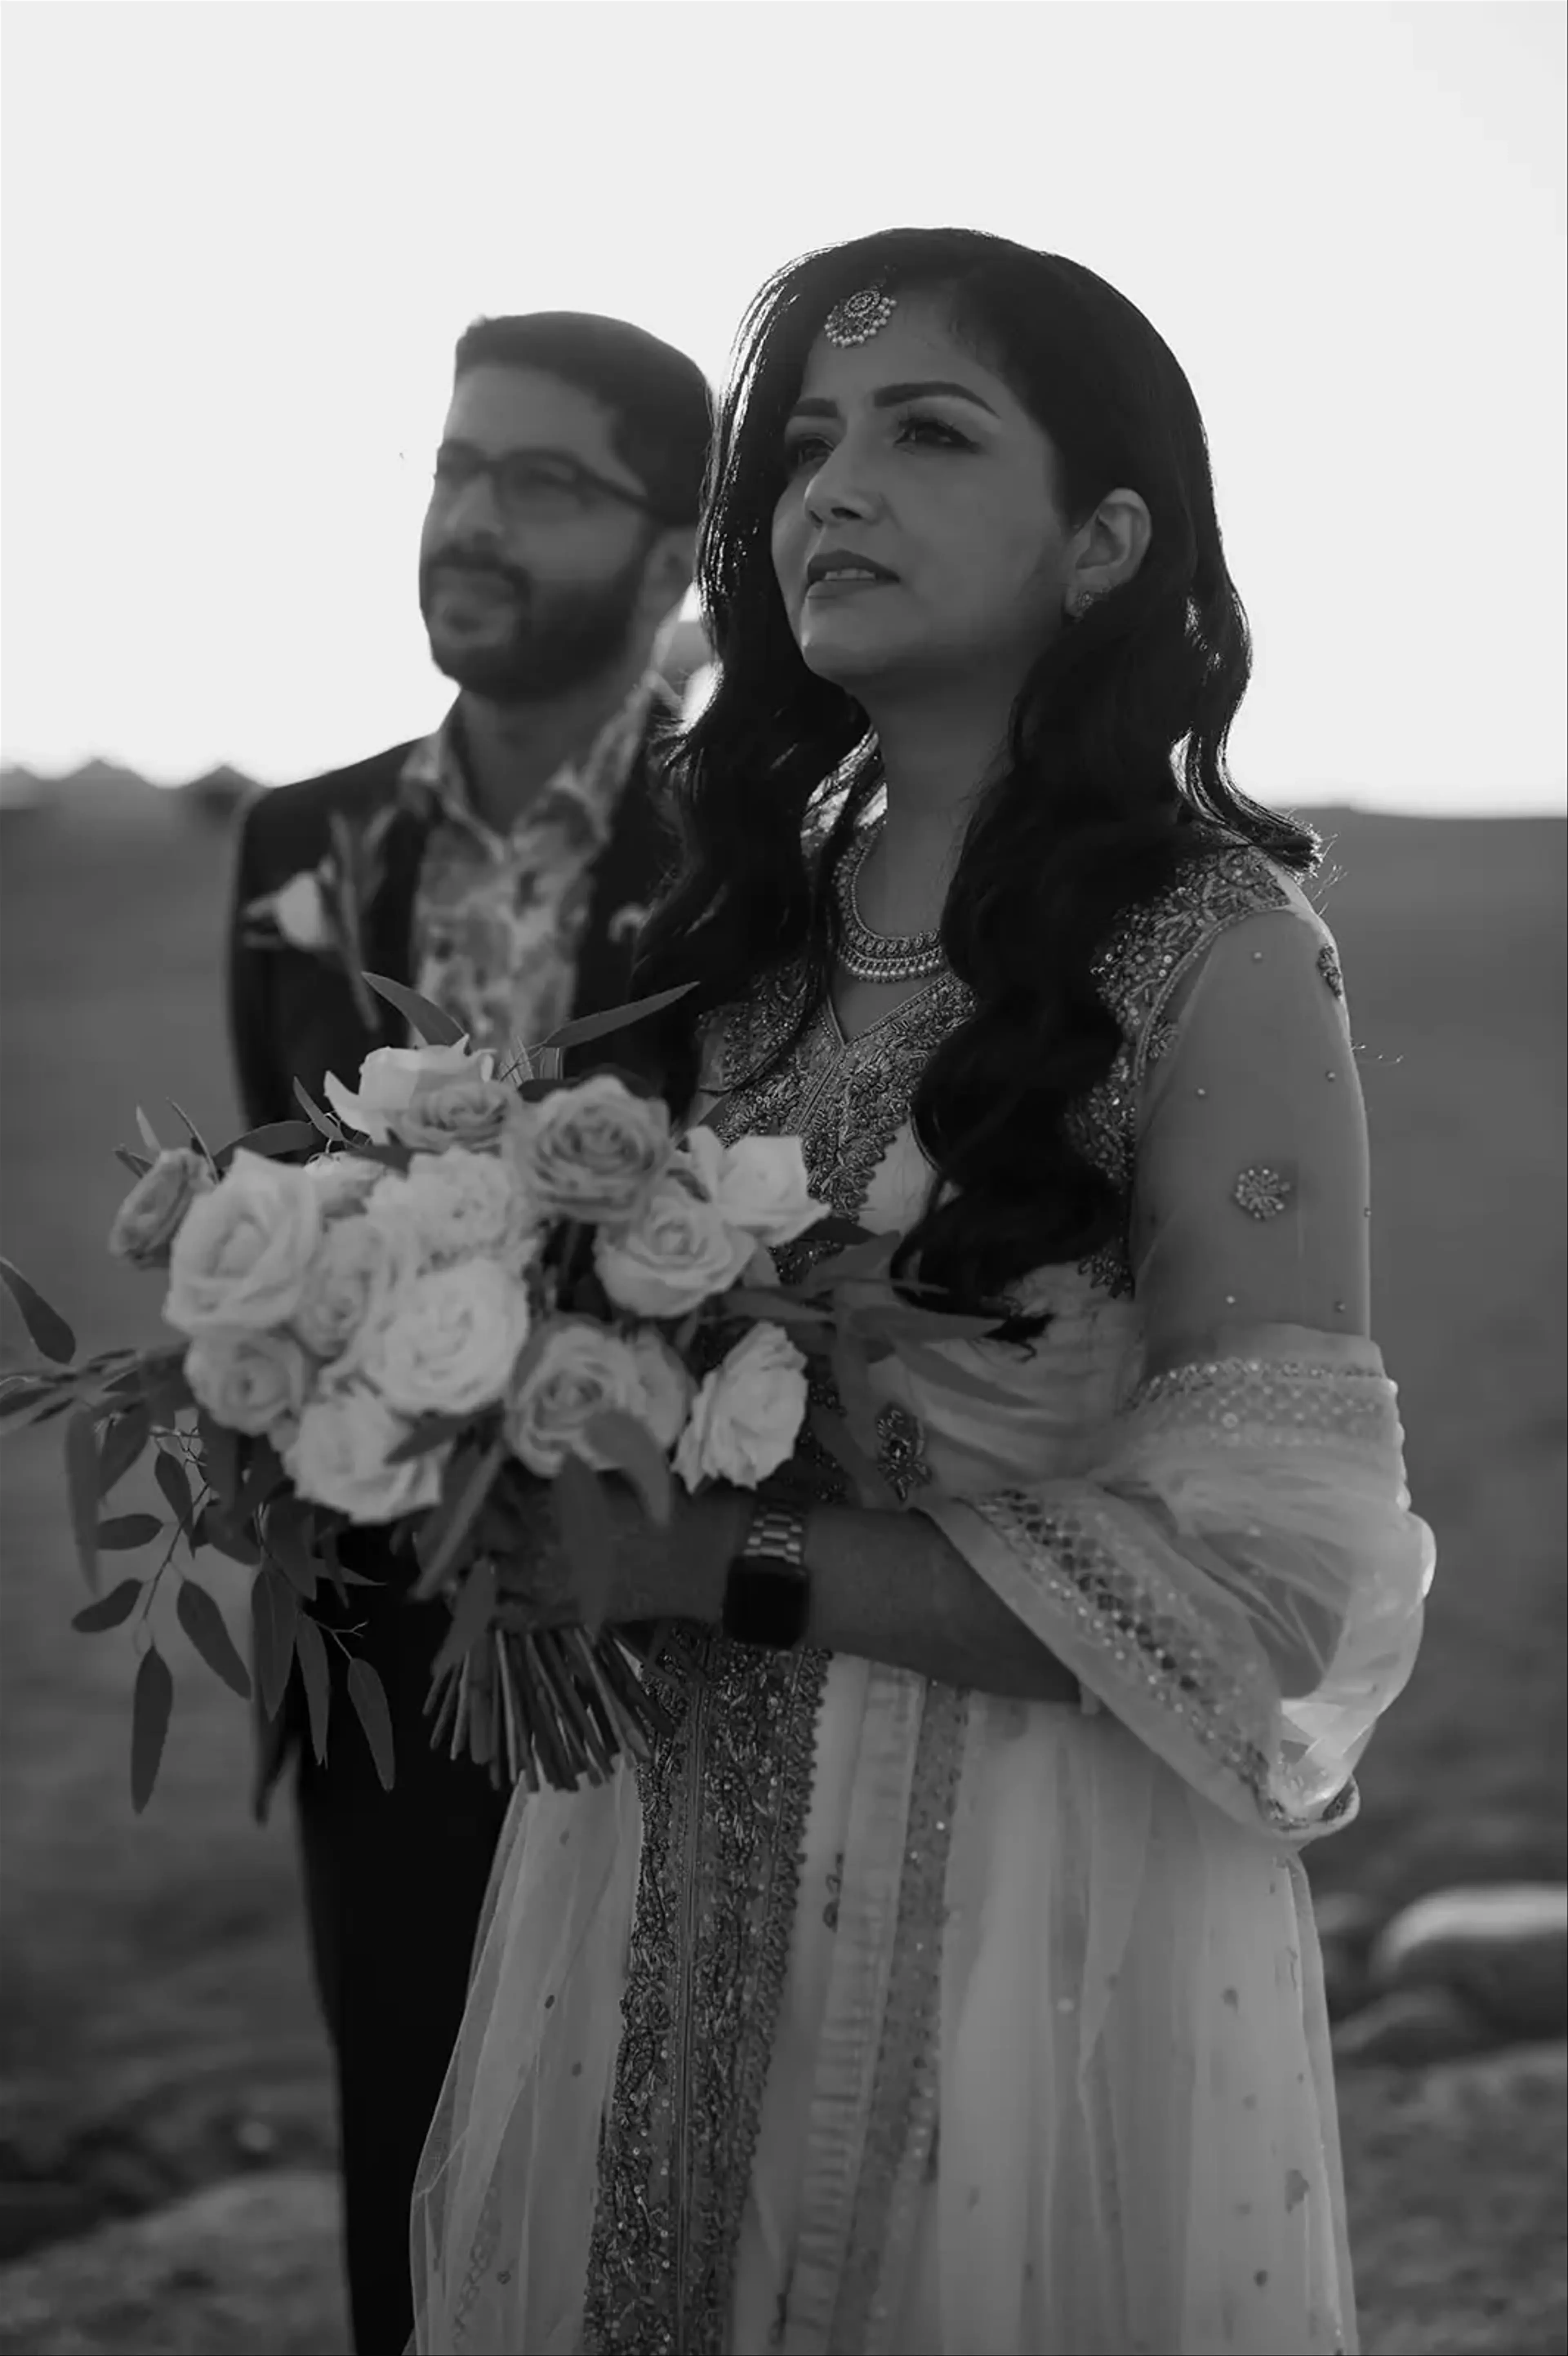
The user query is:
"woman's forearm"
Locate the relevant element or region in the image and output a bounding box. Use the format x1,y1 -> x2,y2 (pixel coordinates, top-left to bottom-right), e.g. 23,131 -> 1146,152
595,1489 -> 1079,1705
801,1503 -> 1081,1703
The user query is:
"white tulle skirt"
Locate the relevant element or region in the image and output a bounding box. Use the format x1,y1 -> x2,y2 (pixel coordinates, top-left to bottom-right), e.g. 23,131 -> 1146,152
412,1656 -> 1356,2356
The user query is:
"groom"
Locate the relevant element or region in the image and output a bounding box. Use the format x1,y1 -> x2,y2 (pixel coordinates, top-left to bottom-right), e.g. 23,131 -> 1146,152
225,310 -> 712,2355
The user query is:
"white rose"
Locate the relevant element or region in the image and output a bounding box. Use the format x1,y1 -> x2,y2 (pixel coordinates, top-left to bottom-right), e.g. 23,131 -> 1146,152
386,1074 -> 518,1155
304,1153 -> 386,1220
625,1329 -> 694,1451
164,1150 -> 322,1335
678,1129 -> 826,1248
368,1152 -> 535,1269
506,1074 -> 671,1225
274,871 -> 333,950
593,1174 -> 754,1319
323,1040 -> 495,1144
674,1321 -> 809,1491
108,1148 -> 214,1270
283,1384 -> 446,1523
356,1259 -> 531,1417
292,1212 -> 422,1362
185,1328 -> 311,1437
505,1320 -> 688,1477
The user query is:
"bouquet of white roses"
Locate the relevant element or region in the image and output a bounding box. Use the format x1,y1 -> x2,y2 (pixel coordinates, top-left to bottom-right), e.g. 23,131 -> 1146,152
1,974 -> 987,1808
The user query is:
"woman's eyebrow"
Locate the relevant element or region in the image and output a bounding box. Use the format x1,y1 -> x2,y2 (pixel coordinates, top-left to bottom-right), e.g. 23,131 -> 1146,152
787,380 -> 1000,421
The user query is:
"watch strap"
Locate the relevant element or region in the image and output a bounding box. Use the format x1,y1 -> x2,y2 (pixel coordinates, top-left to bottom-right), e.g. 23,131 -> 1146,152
722,1503 -> 811,1649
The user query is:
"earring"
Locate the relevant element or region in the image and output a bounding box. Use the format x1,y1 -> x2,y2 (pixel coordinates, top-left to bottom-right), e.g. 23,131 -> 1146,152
1070,586 -> 1107,622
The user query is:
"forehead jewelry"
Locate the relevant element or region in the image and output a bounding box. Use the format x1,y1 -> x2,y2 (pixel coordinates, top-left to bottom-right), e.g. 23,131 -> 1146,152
823,285 -> 897,347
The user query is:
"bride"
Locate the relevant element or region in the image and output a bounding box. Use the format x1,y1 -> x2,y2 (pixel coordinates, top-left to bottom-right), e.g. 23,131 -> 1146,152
410,226 -> 1434,2356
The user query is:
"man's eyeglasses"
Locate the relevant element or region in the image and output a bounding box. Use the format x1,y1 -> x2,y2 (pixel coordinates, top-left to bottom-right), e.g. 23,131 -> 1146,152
430,442 -> 663,526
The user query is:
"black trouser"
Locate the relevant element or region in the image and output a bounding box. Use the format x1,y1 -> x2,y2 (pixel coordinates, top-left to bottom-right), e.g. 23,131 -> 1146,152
291,1589 -> 511,2356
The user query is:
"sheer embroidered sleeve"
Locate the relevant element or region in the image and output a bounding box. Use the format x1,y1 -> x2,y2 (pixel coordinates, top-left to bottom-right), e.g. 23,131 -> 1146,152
918,891 -> 1435,1843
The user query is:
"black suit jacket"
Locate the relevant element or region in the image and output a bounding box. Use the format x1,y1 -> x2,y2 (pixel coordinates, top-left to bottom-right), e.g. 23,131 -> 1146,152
228,700 -> 679,1132
226,697 -> 680,1813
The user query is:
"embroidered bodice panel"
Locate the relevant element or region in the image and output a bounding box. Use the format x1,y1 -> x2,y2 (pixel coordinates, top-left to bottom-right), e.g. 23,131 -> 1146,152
697,838 -> 1351,1498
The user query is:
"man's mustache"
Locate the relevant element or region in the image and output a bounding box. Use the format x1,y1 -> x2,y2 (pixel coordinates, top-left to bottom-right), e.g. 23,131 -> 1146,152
423,555 -> 532,600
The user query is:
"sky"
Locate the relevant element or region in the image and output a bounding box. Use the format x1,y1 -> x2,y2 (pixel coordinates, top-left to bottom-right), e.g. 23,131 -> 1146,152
1,0 -> 1564,814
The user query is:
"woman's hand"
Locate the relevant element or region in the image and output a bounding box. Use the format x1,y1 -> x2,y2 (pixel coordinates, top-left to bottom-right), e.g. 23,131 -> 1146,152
492,1478 -> 751,1630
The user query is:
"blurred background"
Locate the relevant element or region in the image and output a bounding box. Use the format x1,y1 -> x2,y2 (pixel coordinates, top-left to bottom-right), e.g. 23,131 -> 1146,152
1,4 -> 1564,2352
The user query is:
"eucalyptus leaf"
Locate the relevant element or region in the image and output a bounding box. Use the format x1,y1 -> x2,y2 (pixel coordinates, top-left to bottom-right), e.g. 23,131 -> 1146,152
252,1566 -> 299,1721
236,1438 -> 286,1524
135,1107 -> 163,1157
0,1257 -> 77,1365
154,1451 -> 194,1538
719,1289 -> 835,1332
386,1411 -> 474,1465
830,1331 -> 881,1460
215,1120 -> 319,1171
432,1558 -> 499,1682
292,1079 -> 346,1141
65,1409 -> 101,1589
71,1578 -> 144,1634
849,1302 -> 1003,1346
168,1100 -> 213,1163
142,1363 -> 194,1426
347,1659 -> 396,1791
195,1413 -> 241,1512
263,1498 -> 319,1600
115,1147 -> 155,1180
363,972 -> 466,1048
0,1375 -> 62,1420
294,1614 -> 332,1763
582,1409 -> 672,1529
535,979 -> 697,1059
808,1406 -> 898,1511
197,1507 -> 261,1568
130,1644 -> 174,1813
413,1442 -> 505,1597
176,1580 -> 253,1700
97,1513 -> 163,1550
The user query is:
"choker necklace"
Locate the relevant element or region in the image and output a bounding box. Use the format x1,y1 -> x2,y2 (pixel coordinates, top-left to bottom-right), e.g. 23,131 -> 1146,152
832,824 -> 946,983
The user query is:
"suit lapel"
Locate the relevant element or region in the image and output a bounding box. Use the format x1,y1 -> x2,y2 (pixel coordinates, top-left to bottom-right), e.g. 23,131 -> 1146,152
301,798 -> 432,1094
361,800 -> 431,1010
572,701 -> 679,1026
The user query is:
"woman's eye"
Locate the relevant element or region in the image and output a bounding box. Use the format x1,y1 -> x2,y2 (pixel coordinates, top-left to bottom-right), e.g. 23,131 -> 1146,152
899,415 -> 971,451
783,436 -> 831,476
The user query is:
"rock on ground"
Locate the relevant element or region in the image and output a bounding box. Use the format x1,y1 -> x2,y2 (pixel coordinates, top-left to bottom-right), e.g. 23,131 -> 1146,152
1370,1884 -> 1568,2046
0,2047 -> 1561,2356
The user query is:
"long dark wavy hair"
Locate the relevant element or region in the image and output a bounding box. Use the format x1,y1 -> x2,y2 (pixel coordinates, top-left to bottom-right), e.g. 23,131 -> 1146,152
633,227 -> 1319,1311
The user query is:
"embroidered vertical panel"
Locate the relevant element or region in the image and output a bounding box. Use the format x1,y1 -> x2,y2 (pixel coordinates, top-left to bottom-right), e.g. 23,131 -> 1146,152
837,1683 -> 969,2354
582,965 -> 976,2354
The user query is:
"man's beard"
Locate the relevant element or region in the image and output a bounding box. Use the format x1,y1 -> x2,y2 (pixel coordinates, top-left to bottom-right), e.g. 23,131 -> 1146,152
419,546 -> 650,703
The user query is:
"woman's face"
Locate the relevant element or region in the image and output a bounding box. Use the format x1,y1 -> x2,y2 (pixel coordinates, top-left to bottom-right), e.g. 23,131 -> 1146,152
771,294 -> 1075,702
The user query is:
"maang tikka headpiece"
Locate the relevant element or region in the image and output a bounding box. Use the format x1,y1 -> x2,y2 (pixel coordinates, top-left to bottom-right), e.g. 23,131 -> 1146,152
822,284 -> 898,347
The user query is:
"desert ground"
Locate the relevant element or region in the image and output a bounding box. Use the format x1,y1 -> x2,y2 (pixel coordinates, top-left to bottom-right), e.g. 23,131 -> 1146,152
0,780 -> 1563,2351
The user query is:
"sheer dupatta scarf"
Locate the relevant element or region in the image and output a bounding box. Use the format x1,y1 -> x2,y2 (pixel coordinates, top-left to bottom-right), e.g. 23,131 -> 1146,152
913,895 -> 1434,1842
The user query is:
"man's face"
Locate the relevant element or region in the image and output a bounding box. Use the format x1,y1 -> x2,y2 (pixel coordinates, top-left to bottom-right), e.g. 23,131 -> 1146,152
419,363 -> 662,701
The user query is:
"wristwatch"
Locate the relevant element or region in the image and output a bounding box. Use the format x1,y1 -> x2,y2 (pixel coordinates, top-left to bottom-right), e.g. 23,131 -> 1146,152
720,1502 -> 812,1651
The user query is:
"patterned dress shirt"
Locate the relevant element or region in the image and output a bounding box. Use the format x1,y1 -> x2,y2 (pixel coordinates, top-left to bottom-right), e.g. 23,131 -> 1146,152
399,673 -> 661,1061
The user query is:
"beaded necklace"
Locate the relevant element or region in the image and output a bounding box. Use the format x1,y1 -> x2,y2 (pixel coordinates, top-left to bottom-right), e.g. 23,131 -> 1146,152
831,822 -> 946,983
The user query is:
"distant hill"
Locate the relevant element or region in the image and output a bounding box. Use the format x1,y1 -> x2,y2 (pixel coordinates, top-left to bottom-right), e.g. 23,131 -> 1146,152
0,758 -> 250,834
